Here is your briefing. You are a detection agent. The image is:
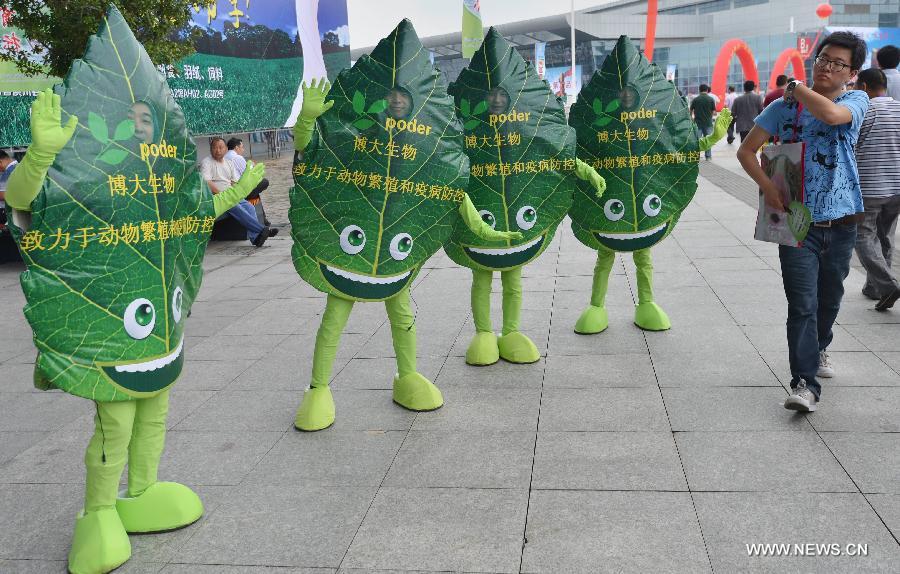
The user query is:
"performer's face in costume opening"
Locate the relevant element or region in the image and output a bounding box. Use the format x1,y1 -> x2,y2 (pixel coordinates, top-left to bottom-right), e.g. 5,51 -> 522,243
619,86 -> 639,110
387,88 -> 413,119
129,101 -> 156,144
487,87 -> 510,115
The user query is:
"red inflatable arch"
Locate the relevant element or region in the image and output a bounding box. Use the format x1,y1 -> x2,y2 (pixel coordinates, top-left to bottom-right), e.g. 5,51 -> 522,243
768,48 -> 807,92
711,39 -> 759,111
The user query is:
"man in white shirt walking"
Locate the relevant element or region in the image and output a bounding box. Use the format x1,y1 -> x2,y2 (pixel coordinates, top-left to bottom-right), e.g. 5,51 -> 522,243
854,68 -> 900,310
201,137 -> 271,246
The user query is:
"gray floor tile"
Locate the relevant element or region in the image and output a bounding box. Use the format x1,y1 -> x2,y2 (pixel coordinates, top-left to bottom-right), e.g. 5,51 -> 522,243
533,431 -> 687,491
540,388 -> 670,431
868,494 -> 900,543
543,353 -> 656,388
329,390 -> 418,431
158,431 -> 283,486
653,349 -> 779,387
821,432 -> 900,494
177,359 -> 257,391
173,391 -> 298,431
162,565 -> 332,573
0,483 -> 82,560
244,430 -> 405,487
676,431 -> 855,492
522,490 -> 710,573
176,483 -> 375,568
333,357 -> 445,390
662,387 -> 814,432
0,391 -> 89,432
384,430 -> 535,489
342,487 -> 527,573
0,431 -> 49,465
435,357 -> 545,389
411,387 -> 540,432
694,492 -> 900,573
808,388 -> 900,432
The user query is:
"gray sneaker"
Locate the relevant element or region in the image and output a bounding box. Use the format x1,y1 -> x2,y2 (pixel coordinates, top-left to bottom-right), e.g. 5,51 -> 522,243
817,350 -> 834,378
784,380 -> 818,412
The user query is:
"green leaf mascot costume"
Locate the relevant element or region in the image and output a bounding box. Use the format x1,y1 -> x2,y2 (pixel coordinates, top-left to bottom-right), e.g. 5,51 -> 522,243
5,7 -> 265,573
290,20 -> 520,431
567,36 -> 730,333
445,28 -> 607,365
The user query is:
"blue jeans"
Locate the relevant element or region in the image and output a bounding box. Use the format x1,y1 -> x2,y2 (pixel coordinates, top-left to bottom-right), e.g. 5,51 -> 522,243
227,199 -> 264,241
697,124 -> 713,159
778,223 -> 857,399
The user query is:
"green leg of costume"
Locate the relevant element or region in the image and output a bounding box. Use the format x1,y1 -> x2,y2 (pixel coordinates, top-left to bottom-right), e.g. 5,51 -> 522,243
295,294 -> 354,431
574,247 -> 614,334
116,391 -> 203,533
465,269 -> 500,366
632,248 -> 671,331
387,288 -> 443,411
70,391 -> 202,574
497,268 -> 540,363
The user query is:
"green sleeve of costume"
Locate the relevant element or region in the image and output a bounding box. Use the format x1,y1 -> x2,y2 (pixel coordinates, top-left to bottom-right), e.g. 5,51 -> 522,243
5,150 -> 53,212
698,108 -> 731,151
459,193 -> 524,241
574,157 -> 607,197
212,162 -> 266,217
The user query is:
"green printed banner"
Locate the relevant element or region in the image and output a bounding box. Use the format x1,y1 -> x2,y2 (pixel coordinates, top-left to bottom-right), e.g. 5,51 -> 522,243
568,35 -> 700,253
461,0 -> 483,60
0,0 -> 351,146
13,6 -> 213,401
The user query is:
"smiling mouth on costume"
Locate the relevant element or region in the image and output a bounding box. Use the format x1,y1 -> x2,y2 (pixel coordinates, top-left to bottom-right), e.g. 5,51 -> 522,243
463,234 -> 545,269
100,336 -> 184,394
319,261 -> 414,300
594,220 -> 669,251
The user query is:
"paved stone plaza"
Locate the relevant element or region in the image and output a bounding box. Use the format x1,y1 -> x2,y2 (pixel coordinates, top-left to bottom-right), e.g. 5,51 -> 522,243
2,141 -> 900,572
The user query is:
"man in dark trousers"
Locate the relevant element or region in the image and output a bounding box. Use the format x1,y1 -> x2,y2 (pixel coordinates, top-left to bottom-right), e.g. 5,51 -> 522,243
853,67 -> 900,310
731,80 -> 764,142
737,32 -> 869,414
690,84 -> 717,159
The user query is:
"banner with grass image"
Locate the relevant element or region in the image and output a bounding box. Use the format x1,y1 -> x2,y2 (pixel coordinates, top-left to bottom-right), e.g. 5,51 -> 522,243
1,0 -> 351,146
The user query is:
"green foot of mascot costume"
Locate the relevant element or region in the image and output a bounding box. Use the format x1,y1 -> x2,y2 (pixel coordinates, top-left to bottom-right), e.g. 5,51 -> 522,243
445,28 -> 606,366
5,8 -> 265,573
290,20 -> 519,432
567,36 -> 729,333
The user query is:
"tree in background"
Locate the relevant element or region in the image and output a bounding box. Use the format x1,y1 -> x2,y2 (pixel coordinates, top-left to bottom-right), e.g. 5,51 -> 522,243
0,0 -> 200,77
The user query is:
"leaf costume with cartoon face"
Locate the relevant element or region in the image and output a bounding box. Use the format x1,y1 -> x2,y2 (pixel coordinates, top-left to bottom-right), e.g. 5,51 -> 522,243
290,21 -> 470,303
14,29 -> 211,402
445,28 -> 584,366
568,36 -> 724,332
446,28 -> 575,272
289,20 -> 519,431
6,8 -> 264,573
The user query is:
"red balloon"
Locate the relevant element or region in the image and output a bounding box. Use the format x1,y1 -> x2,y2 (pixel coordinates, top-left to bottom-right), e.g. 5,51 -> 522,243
816,3 -> 833,19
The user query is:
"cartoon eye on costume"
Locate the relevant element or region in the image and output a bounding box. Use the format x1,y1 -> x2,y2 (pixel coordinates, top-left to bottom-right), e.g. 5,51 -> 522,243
339,225 -> 366,255
604,199 -> 625,221
479,210 -> 496,229
516,205 -> 537,230
643,195 -> 662,217
389,233 -> 413,261
124,298 -> 156,340
172,287 -> 184,323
